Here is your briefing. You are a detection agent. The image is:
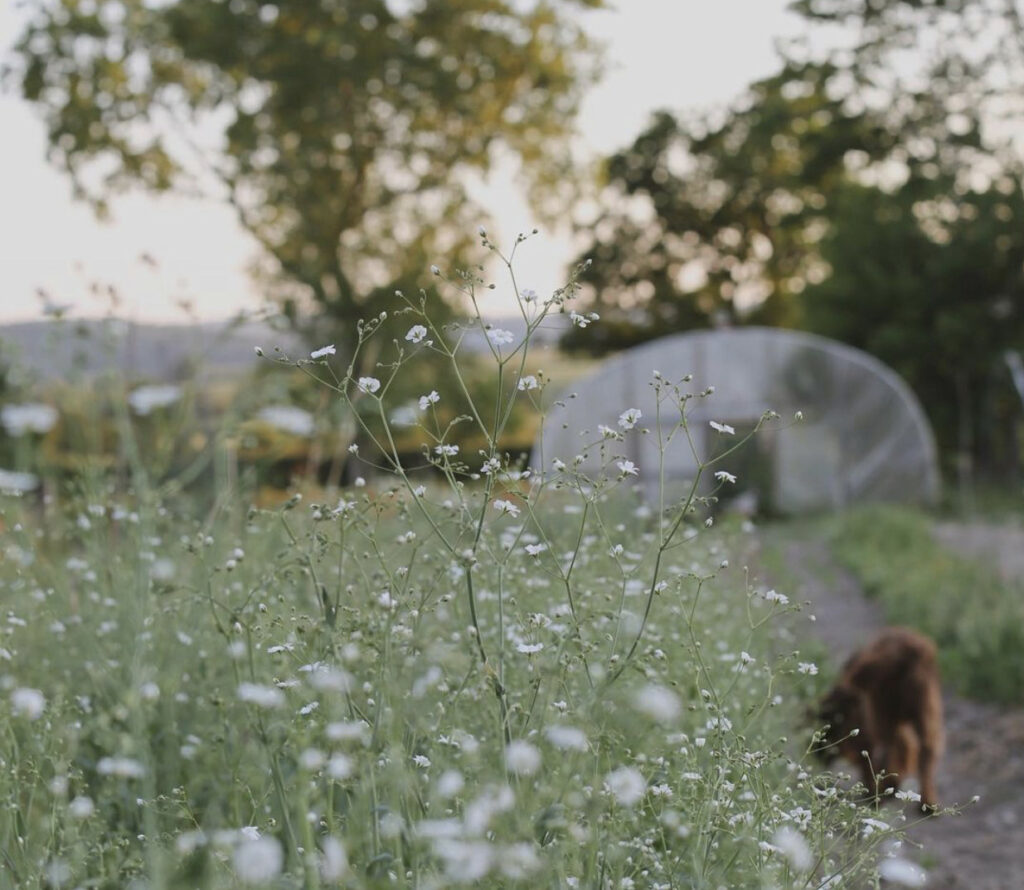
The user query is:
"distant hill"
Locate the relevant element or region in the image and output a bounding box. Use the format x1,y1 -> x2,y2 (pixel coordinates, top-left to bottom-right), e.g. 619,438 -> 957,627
0,312 -> 572,383
0,318 -> 304,382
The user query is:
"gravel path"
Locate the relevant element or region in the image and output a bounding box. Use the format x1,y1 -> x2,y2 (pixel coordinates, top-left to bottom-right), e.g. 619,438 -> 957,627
767,526 -> 1024,889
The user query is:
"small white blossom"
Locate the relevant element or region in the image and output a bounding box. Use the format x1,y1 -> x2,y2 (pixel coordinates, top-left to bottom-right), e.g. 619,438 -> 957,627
618,408 -> 642,430
430,264 -> 440,276
878,858 -> 927,887
772,826 -> 812,872
257,405 -> 315,437
763,589 -> 789,605
233,836 -> 283,885
714,470 -> 737,483
516,642 -> 543,654
310,344 -> 336,359
11,687 -> 45,720
517,375 -> 539,391
419,390 -> 440,410
709,421 -> 736,435
617,460 -> 639,477
493,499 -> 520,517
798,662 -> 818,675
524,543 -> 547,557
406,325 -> 428,344
128,384 -> 182,416
320,837 -> 349,882
544,725 -> 588,751
604,767 -> 647,807
435,444 -> 459,457
357,377 -> 381,395
505,741 -> 541,776
237,683 -> 285,709
1,403 -> 58,436
0,469 -> 39,494
68,796 -> 94,819
487,328 -> 515,347
552,458 -> 566,472
97,757 -> 146,778
634,684 -> 681,724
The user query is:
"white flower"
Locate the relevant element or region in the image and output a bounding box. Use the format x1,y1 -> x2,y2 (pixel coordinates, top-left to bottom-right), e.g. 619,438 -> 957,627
320,837 -> 349,882
436,770 -> 464,798
516,642 -> 543,654
598,424 -> 617,438
544,725 -> 588,751
357,377 -> 381,395
68,796 -> 94,819
714,470 -> 737,483
493,499 -> 520,517
435,444 -> 459,457
481,457 -> 501,474
406,325 -> 428,344
419,390 -> 440,410
520,288 -> 538,302
798,662 -> 818,675
233,836 -> 283,885
310,344 -> 336,359
517,375 -> 539,391
433,839 -> 493,883
128,384 -> 182,416
709,421 -> 735,435
413,754 -> 431,768
772,826 -> 812,872
487,328 -> 515,347
618,408 -> 642,430
552,458 -> 566,472
431,264 -> 441,276
763,589 -> 789,605
878,858 -> 927,887
617,460 -> 639,477
1,403 -> 58,436
524,543 -> 547,557
569,310 -> 599,328
327,754 -> 353,779
97,757 -> 146,778
0,469 -> 39,494
505,740 -> 541,776
237,683 -> 285,709
257,405 -> 315,437
604,767 -> 647,807
11,687 -> 45,719
634,684 -> 680,724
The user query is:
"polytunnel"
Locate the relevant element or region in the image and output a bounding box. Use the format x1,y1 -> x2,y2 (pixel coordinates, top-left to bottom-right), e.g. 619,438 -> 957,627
537,327 -> 940,513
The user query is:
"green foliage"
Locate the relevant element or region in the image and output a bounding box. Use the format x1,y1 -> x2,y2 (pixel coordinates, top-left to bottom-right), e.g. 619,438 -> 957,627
0,244 -> 924,889
830,505 -> 1024,703
13,0 -> 604,364
564,62 -> 895,352
800,177 -> 1024,462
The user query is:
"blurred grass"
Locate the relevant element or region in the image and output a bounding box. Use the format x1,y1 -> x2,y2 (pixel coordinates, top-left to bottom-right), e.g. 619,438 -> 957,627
829,505 -> 1024,703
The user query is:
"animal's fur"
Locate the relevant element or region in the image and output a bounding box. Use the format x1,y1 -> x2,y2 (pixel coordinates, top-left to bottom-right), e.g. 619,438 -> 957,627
814,627 -> 943,809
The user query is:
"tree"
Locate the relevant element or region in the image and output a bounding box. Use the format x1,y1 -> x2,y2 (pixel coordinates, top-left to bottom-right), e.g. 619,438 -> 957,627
801,173 -> 1024,478
563,62 -> 897,352
13,0 -> 604,365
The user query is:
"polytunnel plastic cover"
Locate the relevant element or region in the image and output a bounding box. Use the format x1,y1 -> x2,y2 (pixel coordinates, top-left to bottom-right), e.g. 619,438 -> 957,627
537,328 -> 940,514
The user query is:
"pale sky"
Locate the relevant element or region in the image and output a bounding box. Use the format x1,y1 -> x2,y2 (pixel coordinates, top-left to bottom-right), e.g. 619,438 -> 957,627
0,1 -> 799,324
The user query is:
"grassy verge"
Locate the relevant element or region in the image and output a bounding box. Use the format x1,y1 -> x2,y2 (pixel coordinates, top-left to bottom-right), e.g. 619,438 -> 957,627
829,505 -> 1024,703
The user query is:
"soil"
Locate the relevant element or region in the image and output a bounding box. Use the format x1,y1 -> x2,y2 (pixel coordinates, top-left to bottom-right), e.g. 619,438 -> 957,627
765,524 -> 1024,889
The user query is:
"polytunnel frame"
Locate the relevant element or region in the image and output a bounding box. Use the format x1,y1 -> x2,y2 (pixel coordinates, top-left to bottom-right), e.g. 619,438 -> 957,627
537,327 -> 941,512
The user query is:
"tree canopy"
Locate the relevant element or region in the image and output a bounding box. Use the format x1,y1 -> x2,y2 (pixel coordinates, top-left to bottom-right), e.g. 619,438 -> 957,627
14,0 -> 604,360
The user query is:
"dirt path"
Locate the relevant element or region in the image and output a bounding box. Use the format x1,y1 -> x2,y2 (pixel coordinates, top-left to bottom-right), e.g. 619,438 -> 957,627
768,528 -> 1024,889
